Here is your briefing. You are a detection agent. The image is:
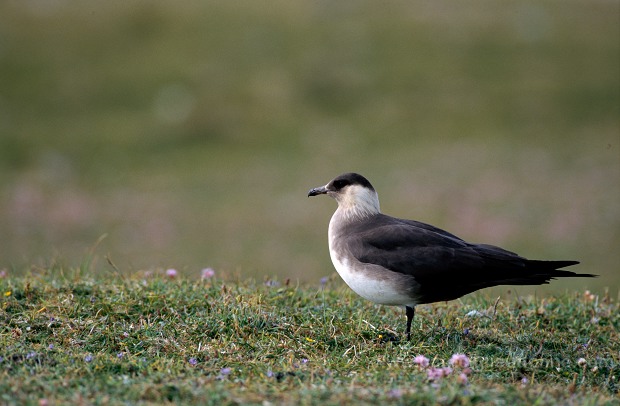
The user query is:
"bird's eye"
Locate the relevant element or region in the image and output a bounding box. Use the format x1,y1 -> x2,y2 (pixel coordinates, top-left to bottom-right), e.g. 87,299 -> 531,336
332,179 -> 348,190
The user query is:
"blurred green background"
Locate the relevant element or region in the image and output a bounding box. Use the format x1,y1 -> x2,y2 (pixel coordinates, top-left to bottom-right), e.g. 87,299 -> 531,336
1,1 -> 618,293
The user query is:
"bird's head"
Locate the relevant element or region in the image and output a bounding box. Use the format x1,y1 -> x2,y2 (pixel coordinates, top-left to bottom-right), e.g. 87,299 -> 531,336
308,173 -> 381,219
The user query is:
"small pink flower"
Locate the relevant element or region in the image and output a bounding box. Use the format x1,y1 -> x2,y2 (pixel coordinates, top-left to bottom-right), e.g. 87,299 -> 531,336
201,268 -> 215,279
449,353 -> 470,368
166,268 -> 178,278
413,355 -> 429,368
457,372 -> 468,385
0,269 -> 7,278
427,367 -> 453,381
427,367 -> 444,381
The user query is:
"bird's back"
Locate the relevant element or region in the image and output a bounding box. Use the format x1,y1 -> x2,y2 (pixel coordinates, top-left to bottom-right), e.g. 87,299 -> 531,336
340,213 -> 591,304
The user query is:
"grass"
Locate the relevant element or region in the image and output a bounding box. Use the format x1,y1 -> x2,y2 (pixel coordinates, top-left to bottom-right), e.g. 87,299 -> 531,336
1,265 -> 618,405
0,3 -> 618,399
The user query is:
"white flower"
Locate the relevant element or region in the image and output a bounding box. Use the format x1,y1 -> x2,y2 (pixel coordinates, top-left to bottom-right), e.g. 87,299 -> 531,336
466,310 -> 484,317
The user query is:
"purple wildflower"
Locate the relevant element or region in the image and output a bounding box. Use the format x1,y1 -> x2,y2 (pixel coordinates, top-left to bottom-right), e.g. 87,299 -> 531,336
188,357 -> 198,366
216,367 -> 232,380
427,367 -> 452,381
427,368 -> 443,381
117,352 -> 124,359
166,268 -> 178,278
457,372 -> 468,385
85,355 -> 93,363
201,268 -> 215,279
449,353 -> 470,368
413,355 -> 429,368
320,277 -> 329,286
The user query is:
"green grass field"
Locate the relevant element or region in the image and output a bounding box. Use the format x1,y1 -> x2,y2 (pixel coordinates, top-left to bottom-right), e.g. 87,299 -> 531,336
0,1 -> 618,293
1,3 -> 618,402
1,269 -> 618,405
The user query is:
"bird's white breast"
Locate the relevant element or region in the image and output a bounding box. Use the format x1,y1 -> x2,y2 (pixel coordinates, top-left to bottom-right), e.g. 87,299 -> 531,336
327,203 -> 418,307
328,241 -> 415,306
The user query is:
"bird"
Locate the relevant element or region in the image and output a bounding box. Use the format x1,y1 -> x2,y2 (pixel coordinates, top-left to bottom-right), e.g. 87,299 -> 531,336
308,172 -> 597,340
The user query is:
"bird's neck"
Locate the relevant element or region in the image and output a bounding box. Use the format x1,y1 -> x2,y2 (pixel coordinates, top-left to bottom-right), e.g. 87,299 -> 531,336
334,188 -> 381,223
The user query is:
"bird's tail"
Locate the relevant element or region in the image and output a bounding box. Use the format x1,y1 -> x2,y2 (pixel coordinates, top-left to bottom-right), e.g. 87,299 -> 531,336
488,260 -> 597,287
526,260 -> 597,278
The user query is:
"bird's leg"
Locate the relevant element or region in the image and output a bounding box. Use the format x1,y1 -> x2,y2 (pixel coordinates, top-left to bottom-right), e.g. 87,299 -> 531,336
405,306 -> 415,341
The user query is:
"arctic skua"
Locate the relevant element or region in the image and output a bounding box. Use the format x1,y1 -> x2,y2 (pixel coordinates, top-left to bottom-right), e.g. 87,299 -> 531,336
308,172 -> 596,340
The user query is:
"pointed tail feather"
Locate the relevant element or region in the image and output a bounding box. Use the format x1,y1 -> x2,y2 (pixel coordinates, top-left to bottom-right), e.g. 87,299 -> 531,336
526,260 -> 598,278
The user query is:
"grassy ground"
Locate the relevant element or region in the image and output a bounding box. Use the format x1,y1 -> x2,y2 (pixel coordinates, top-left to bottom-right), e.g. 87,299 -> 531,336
1,267 -> 618,405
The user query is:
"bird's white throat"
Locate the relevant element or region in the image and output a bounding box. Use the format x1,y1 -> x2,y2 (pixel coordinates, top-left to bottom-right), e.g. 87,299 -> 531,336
331,184 -> 381,222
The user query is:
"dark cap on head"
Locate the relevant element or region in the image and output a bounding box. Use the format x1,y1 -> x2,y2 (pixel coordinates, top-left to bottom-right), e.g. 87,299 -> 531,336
308,172 -> 375,197
329,173 -> 375,192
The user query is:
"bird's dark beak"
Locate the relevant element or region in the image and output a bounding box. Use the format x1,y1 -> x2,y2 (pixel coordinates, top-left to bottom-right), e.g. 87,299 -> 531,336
308,185 -> 328,197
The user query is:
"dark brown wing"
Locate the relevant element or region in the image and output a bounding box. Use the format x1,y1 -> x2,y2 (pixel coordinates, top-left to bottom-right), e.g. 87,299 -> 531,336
346,214 -> 591,304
